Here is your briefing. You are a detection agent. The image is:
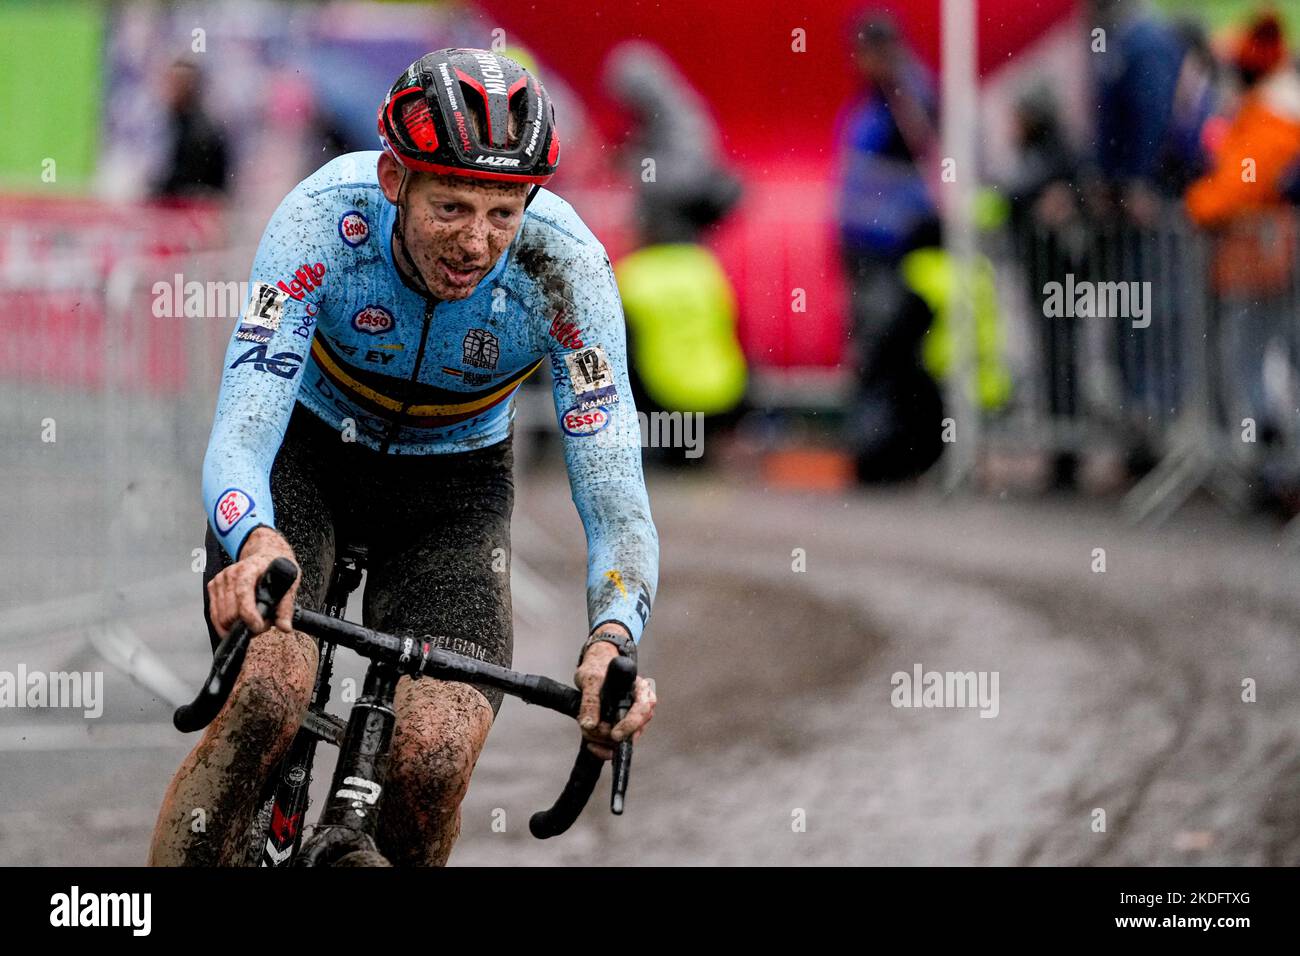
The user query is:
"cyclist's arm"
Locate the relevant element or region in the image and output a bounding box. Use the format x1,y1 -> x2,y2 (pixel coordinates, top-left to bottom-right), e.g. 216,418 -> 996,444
549,250 -> 660,644
202,193 -> 329,561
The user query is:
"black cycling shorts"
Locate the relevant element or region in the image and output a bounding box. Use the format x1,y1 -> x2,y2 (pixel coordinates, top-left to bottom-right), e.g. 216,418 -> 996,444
202,403 -> 515,715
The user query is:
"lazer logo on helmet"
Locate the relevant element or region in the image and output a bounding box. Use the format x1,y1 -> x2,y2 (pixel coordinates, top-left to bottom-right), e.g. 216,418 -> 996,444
338,211 -> 369,247
562,406 -> 611,437
474,156 -> 521,167
278,263 -> 327,301
213,488 -> 254,536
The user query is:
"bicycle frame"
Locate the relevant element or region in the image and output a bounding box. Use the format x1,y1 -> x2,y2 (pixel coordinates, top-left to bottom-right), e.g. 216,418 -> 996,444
254,547 -> 362,867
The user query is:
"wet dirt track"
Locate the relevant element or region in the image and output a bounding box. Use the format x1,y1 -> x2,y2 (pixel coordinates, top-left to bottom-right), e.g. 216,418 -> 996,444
2,468 -> 1298,866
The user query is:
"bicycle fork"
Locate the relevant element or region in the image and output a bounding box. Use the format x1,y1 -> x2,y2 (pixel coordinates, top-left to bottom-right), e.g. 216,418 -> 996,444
293,661 -> 398,866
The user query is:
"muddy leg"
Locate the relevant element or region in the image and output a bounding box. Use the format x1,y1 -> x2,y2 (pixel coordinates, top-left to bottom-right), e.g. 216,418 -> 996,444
375,677 -> 494,867
147,628 -> 317,866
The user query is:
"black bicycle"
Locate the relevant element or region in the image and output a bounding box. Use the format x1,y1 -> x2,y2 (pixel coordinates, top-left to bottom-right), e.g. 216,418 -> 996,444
173,549 -> 636,866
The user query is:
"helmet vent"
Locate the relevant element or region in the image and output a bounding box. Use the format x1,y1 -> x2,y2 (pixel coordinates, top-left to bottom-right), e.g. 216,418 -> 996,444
401,96 -> 438,151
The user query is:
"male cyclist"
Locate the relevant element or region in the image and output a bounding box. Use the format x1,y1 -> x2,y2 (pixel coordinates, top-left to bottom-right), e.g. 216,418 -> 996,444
148,49 -> 659,866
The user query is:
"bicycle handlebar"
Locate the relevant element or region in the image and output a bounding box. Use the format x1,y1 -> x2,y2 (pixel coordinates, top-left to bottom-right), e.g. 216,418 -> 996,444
173,557 -> 638,837
173,557 -> 299,733
529,654 -> 636,839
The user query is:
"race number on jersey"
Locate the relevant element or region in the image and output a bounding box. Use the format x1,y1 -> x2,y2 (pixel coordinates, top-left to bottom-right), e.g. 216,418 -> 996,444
564,345 -> 618,408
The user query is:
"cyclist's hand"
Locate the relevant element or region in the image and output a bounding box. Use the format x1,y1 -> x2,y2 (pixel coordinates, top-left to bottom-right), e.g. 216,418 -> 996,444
575,635 -> 656,761
207,527 -> 300,638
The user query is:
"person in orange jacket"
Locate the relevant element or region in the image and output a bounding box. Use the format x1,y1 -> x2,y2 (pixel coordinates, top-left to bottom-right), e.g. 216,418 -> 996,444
1186,11 -> 1300,509
1186,14 -> 1300,229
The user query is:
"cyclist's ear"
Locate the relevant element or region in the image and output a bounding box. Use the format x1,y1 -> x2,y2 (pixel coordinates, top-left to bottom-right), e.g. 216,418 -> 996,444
377,151 -> 405,204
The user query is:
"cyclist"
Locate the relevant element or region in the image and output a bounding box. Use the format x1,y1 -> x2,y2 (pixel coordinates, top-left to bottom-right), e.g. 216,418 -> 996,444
148,49 -> 659,866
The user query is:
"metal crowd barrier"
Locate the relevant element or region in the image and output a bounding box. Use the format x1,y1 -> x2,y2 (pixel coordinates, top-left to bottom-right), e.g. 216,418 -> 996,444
0,240 -> 243,628
976,201 -> 1300,526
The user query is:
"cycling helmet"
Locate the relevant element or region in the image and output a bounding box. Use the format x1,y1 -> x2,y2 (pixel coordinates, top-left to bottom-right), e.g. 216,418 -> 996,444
377,48 -> 560,184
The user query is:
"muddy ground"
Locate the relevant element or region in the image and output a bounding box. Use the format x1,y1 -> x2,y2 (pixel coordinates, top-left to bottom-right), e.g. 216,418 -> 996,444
2,465 -> 1298,866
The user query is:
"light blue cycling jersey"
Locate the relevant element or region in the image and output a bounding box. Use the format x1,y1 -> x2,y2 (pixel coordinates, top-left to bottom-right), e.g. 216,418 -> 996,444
202,151 -> 658,642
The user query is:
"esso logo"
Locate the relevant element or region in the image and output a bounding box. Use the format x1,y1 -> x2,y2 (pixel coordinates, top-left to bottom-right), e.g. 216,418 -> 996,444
214,488 -> 253,535
562,406 -> 610,437
339,211 -> 369,247
352,306 -> 395,334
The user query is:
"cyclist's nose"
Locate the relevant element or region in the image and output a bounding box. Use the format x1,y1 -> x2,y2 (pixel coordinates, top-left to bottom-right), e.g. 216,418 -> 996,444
456,218 -> 491,262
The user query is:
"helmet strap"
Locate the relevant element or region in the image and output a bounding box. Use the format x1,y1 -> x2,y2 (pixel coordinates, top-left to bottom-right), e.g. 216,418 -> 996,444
391,165 -> 437,299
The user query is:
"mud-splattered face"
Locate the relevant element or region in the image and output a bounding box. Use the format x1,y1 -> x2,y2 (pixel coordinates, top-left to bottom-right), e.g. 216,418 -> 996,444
379,154 -> 529,302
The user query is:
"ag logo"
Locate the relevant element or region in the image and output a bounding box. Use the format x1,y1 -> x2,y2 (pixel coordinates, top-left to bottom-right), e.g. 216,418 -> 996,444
338,210 -> 369,247
230,345 -> 303,379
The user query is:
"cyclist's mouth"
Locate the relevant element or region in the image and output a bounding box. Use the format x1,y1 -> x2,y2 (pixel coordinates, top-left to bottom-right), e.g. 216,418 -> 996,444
438,259 -> 482,287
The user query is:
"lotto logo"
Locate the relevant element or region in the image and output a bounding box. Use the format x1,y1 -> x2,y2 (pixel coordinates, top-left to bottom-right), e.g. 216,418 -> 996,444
278,263 -> 327,301
549,310 -> 584,349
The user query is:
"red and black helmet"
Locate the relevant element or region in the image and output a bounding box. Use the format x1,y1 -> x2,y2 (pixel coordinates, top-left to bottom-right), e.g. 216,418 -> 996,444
377,48 -> 560,184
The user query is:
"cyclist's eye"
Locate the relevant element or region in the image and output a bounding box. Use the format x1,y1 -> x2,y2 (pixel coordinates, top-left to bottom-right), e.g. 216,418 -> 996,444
439,203 -> 461,215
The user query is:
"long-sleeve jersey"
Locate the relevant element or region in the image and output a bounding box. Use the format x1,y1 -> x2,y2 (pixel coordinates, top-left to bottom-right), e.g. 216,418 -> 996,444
202,151 -> 658,642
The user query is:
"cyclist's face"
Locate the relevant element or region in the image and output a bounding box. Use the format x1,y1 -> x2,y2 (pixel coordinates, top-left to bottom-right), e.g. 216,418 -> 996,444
399,172 -> 529,300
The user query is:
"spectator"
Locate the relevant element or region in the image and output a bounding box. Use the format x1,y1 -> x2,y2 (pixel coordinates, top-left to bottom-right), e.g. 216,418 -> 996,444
1088,0 -> 1195,474
1090,0 -> 1188,213
1002,84 -> 1090,489
1186,11 -> 1300,508
834,11 -> 942,482
602,43 -> 748,465
1155,18 -> 1219,196
150,58 -> 230,202
603,41 -> 743,246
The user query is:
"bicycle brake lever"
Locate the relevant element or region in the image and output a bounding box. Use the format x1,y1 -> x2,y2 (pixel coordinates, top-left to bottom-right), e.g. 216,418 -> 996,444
602,656 -> 636,815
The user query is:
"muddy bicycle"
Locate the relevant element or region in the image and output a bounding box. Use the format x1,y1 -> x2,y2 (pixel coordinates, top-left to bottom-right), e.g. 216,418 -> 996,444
173,551 -> 636,866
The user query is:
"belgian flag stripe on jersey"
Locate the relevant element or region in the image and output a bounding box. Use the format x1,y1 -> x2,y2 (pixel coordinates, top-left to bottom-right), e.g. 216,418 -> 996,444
310,335 -> 543,426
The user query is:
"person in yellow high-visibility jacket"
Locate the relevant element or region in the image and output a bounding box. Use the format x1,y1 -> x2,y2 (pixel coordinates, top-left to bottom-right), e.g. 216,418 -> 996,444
899,245 -> 1012,414
614,243 -> 749,435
